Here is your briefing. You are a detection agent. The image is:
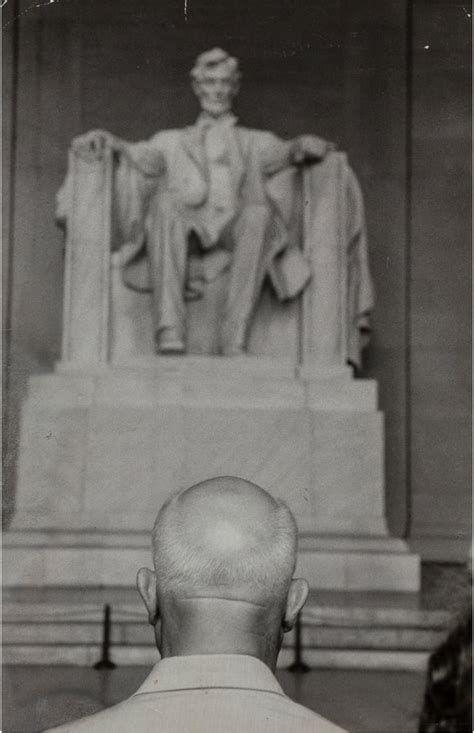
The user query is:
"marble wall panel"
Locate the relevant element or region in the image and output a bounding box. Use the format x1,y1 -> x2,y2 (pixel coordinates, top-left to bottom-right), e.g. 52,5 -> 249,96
14,407 -> 88,527
181,406 -> 313,522
409,0 -> 471,557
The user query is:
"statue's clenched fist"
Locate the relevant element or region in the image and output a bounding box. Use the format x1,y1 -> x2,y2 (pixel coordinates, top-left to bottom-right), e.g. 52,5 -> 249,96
292,135 -> 336,164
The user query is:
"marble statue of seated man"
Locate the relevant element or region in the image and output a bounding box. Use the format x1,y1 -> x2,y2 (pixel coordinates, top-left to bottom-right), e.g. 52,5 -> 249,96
64,48 -> 334,355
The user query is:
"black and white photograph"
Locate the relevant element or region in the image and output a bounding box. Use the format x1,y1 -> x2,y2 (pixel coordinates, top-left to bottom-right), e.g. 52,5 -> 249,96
2,1 -> 472,731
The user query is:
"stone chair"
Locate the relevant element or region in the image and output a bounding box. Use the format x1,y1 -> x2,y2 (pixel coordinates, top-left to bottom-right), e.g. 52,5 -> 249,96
5,142 -> 420,594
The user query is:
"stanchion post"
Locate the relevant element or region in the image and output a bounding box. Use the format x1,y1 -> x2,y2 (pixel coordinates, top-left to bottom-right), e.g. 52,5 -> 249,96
94,603 -> 116,670
287,610 -> 310,673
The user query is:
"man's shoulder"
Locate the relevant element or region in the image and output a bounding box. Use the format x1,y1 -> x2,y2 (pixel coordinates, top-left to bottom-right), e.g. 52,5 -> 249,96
147,129 -> 182,147
235,126 -> 276,140
45,691 -> 346,733
269,694 -> 346,732
45,698 -> 133,733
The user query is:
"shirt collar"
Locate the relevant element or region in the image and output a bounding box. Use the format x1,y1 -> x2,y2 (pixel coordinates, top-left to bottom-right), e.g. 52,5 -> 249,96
196,112 -> 238,130
133,654 -> 285,696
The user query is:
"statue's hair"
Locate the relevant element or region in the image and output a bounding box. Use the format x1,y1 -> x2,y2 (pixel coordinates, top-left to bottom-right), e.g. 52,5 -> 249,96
190,47 -> 241,88
152,489 -> 297,601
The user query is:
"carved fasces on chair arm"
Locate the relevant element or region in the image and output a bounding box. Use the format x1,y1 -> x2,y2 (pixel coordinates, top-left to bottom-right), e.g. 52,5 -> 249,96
71,130 -> 165,178
56,132 -> 117,226
72,129 -> 124,162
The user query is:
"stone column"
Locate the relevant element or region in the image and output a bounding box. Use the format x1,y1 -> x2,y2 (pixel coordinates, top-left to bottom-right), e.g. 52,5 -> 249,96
301,154 -> 348,371
61,145 -> 113,366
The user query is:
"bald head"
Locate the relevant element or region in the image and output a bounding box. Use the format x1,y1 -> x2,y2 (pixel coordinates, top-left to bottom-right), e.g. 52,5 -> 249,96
138,477 -> 308,667
151,477 -> 297,603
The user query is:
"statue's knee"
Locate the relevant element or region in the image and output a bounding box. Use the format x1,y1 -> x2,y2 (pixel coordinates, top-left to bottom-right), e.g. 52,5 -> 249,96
234,205 -> 271,238
147,188 -> 178,214
155,191 -> 178,215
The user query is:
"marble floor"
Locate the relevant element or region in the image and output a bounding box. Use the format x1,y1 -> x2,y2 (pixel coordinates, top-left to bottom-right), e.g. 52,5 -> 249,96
2,664 -> 426,733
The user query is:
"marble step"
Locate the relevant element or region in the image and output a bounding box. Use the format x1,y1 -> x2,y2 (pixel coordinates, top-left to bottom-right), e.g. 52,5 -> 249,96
4,644 -> 432,672
3,588 -> 449,670
3,618 -> 444,650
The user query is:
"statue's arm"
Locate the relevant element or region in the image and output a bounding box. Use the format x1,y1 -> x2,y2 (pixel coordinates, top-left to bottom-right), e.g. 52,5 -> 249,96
72,129 -> 166,178
260,131 -> 335,176
121,138 -> 166,178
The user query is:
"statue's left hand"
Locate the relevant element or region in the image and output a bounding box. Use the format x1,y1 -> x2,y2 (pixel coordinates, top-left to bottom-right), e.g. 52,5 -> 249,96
292,135 -> 336,164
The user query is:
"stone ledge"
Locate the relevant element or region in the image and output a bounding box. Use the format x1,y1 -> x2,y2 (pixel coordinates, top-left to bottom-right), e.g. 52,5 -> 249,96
5,530 -> 408,552
3,541 -> 420,591
1,644 -> 430,671
26,366 -> 377,411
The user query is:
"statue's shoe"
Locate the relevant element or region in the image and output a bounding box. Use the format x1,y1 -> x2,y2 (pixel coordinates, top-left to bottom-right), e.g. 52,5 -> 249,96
159,341 -> 185,355
155,329 -> 185,354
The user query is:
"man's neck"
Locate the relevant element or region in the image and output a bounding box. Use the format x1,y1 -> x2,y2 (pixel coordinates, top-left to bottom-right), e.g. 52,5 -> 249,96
158,596 -> 280,671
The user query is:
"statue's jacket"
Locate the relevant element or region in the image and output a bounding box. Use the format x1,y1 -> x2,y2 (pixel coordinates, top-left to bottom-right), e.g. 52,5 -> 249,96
113,124 -> 312,298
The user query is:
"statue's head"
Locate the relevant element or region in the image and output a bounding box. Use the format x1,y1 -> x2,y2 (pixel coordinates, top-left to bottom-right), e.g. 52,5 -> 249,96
191,48 -> 241,117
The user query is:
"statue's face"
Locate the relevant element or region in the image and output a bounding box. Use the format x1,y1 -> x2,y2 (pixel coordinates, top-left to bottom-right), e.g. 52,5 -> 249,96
193,65 -> 237,117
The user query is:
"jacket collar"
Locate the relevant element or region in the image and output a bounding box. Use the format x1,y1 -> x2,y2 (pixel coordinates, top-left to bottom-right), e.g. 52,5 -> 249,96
133,654 -> 285,696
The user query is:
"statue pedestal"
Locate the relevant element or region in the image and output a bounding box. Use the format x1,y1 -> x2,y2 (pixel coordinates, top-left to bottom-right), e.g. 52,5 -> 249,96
5,358 -> 419,591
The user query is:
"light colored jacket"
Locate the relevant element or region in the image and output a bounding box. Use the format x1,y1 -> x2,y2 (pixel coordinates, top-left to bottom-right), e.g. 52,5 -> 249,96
46,654 -> 347,733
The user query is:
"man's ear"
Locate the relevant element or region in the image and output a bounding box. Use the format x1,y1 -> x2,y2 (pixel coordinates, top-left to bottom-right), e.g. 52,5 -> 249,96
282,578 -> 309,632
136,567 -> 159,626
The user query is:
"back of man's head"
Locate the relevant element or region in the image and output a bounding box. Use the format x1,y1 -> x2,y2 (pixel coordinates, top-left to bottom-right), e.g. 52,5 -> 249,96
153,476 -> 297,603
137,476 -> 308,669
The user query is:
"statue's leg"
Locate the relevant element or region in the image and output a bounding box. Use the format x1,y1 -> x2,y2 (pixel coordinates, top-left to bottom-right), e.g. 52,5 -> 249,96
147,192 -> 188,353
221,204 -> 271,355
